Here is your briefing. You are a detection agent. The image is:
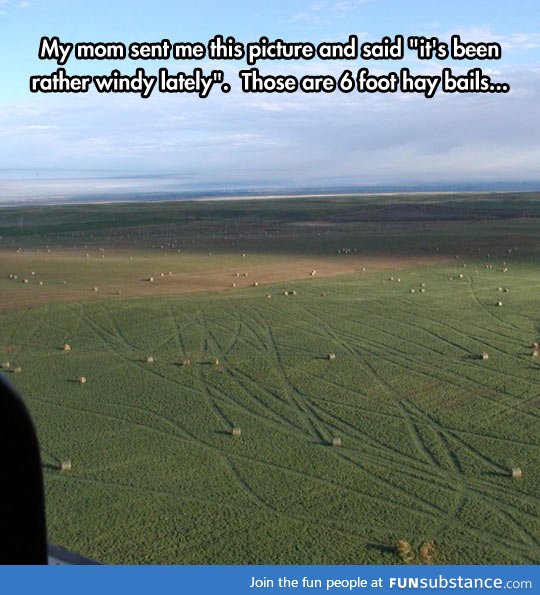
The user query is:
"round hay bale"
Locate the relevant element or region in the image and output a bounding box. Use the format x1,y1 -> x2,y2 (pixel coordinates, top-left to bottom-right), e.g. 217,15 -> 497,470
213,358 -> 220,366
480,352 -> 489,361
511,467 -> 523,479
332,437 -> 342,447
252,282 -> 259,287
146,355 -> 154,363
531,342 -> 540,350
13,366 -> 22,374
232,427 -> 241,437
63,343 -> 71,351
1,362 -> 10,369
311,270 -> 317,276
39,281 -> 43,286
231,283 -> 236,288
496,301 -> 503,307
22,278 -> 29,284
148,277 -> 154,283
93,286 -> 99,292
532,350 -> 539,358
77,376 -> 87,385
410,288 -> 416,293
181,358 -> 191,366
327,353 -> 336,361
59,460 -> 71,472
266,294 -> 272,298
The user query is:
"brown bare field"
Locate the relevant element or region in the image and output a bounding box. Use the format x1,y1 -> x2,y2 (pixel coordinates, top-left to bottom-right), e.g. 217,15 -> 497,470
0,248 -> 444,312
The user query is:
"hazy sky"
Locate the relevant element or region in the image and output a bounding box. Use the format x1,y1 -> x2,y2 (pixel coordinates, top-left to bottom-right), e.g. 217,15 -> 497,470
1,0 -> 539,198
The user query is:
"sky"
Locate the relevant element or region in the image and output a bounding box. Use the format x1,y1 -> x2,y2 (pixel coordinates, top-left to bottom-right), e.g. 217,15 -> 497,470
0,0 -> 539,200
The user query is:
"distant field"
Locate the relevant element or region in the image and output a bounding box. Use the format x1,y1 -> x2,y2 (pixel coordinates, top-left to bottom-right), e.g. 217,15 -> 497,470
0,194 -> 539,564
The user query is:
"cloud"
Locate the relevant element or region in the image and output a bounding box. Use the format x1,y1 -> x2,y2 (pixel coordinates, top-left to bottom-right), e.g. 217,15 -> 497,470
0,63 -> 539,197
292,0 -> 371,24
440,26 -> 540,52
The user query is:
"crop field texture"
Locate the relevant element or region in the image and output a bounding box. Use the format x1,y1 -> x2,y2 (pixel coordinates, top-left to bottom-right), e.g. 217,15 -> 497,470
1,260 -> 539,564
0,195 -> 539,564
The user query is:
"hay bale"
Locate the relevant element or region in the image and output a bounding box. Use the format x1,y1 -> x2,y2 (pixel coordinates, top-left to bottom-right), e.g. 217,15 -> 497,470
77,376 -> 87,385
511,467 -> 523,479
532,350 -> 539,358
266,294 -> 272,298
496,301 -> 503,307
480,352 -> 489,360
232,427 -> 241,437
148,277 -> 154,282
327,353 -> 336,361
13,366 -> 22,373
311,270 -> 317,276
410,288 -> 416,293
39,281 -> 43,286
252,282 -> 259,287
1,362 -> 10,369
63,343 -> 71,351
531,342 -> 540,350
59,460 -> 71,472
93,286 -> 99,292
22,278 -> 29,284
213,358 -> 220,366
146,355 -> 154,363
420,288 -> 426,293
497,287 -> 503,292
332,437 -> 342,447
290,290 -> 297,296
181,358 -> 191,366
231,283 -> 236,288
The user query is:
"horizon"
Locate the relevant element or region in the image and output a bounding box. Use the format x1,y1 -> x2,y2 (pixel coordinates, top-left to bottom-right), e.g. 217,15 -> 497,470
1,1 -> 539,200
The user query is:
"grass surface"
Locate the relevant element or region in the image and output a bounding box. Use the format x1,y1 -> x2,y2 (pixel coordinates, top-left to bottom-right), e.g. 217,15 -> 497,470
0,194 -> 539,564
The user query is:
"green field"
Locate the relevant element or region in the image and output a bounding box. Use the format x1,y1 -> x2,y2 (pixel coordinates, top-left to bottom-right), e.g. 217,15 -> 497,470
0,194 -> 539,564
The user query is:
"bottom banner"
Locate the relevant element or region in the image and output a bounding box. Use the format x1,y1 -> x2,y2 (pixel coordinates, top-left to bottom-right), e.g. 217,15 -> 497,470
0,565 -> 538,595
